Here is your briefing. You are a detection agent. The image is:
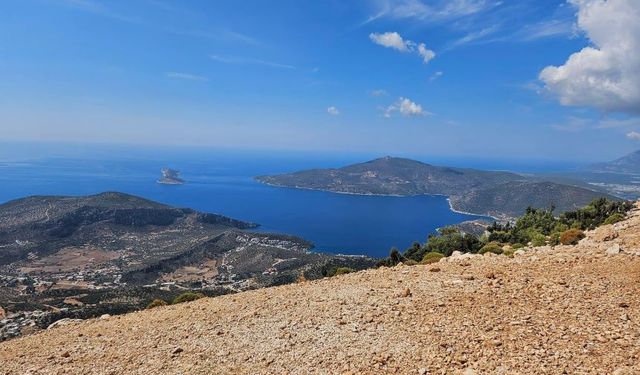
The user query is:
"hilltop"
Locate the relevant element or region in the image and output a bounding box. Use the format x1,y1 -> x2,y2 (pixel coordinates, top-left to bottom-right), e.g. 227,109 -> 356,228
256,156 -> 616,219
587,149 -> 640,174
2,202 -> 639,374
0,192 -> 373,340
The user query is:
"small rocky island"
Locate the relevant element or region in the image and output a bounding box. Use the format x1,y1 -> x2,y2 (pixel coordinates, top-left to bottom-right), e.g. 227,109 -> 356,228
157,168 -> 185,185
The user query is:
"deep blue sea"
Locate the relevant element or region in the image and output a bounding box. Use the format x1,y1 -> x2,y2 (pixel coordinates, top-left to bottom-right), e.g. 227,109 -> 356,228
0,145 -> 583,258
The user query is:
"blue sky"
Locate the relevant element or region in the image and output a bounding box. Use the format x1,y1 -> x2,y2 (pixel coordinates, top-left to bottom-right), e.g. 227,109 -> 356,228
1,0 -> 639,161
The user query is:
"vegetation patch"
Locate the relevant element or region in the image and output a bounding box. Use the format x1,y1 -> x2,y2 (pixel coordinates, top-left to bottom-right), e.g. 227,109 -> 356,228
421,252 -> 444,264
172,292 -> 205,305
604,213 -> 625,225
559,229 -> 585,245
325,267 -> 357,277
146,299 -> 168,309
479,242 -> 503,255
377,198 -> 632,266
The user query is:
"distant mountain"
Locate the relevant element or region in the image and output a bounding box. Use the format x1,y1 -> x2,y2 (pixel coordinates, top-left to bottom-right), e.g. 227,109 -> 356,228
256,156 -> 617,219
0,192 -> 374,340
587,150 -> 640,174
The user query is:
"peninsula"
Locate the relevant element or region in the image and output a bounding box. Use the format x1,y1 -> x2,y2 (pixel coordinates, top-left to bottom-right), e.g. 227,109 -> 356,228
0,192 -> 374,340
256,156 -> 616,219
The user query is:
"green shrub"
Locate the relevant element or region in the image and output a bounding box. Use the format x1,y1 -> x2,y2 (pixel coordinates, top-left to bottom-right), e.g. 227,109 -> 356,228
604,213 -> 625,225
512,243 -> 525,250
146,299 -> 168,309
172,292 -> 205,305
479,242 -> 503,255
559,229 -> 585,245
549,231 -> 562,246
530,232 -> 547,247
502,249 -> 515,257
560,198 -> 633,230
404,259 -> 418,266
421,252 -> 445,264
334,267 -> 356,275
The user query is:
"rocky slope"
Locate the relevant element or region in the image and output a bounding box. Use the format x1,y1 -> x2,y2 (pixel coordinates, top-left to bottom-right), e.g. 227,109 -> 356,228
2,204 -> 639,374
257,156 -> 616,219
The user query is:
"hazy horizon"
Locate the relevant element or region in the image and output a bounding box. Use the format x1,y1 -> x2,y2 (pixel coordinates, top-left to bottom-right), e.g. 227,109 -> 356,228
1,0 -> 639,160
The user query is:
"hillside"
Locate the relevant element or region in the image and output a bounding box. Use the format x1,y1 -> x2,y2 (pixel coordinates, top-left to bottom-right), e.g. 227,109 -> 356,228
257,156 -> 616,219
2,203 -> 639,374
0,192 -> 374,340
587,149 -> 640,174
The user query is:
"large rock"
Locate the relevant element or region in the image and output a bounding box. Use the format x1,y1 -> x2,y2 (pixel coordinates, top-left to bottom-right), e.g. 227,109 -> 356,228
47,318 -> 82,330
591,225 -> 618,242
606,244 -> 621,255
447,251 -> 481,262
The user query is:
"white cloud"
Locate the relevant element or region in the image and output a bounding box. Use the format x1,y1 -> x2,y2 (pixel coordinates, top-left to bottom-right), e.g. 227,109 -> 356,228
364,0 -> 499,24
369,32 -> 411,51
327,106 -> 340,116
539,0 -> 640,114
385,97 -> 429,117
166,72 -> 208,82
369,32 -> 436,64
445,25 -> 500,50
627,131 -> 640,141
516,18 -> 576,42
417,43 -> 435,63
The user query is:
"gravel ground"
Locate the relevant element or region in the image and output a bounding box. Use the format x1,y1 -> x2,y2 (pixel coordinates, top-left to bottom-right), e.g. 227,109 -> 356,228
2,205 -> 640,375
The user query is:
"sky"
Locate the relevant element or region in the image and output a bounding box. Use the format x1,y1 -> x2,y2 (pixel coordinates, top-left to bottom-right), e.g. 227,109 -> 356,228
1,0 -> 639,162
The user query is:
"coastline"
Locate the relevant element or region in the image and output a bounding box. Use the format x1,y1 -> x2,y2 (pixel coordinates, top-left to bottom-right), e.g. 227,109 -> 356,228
255,179 -> 502,221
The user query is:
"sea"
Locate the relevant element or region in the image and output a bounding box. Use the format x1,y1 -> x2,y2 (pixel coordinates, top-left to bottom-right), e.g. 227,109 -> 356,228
0,144 -> 586,258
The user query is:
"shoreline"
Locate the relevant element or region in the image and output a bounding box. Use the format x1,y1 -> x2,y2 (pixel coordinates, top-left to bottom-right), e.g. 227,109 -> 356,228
255,179 -> 502,221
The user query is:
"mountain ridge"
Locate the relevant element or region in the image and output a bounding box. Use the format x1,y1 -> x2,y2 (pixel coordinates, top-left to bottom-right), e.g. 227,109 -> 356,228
0,192 -> 374,340
587,149 -> 640,174
257,156 -> 617,219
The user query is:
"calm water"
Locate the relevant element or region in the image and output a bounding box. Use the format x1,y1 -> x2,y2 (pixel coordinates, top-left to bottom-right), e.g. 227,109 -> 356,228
0,149 -> 490,258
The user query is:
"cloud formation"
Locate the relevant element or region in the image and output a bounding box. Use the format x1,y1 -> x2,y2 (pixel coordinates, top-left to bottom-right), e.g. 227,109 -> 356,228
627,131 -> 640,141
327,106 -> 340,115
364,0 -> 498,24
369,31 -> 410,51
539,0 -> 640,114
369,32 -> 436,64
385,97 -> 428,117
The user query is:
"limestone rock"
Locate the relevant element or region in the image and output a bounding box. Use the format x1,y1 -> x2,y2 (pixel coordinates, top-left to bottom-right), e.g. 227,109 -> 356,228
47,318 -> 82,330
606,244 -> 621,255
